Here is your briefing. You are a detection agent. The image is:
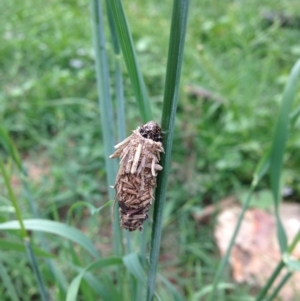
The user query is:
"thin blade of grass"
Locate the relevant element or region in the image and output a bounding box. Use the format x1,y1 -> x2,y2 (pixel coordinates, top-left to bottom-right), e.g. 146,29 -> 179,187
106,0 -> 126,142
124,252 -> 161,301
265,272 -> 293,301
270,59 -> 300,253
255,261 -> 285,301
108,0 -> 152,122
105,3 -> 149,300
105,0 -> 134,258
147,1 -> 190,300
90,0 -> 122,256
123,252 -> 146,284
210,60 -> 300,300
66,257 -> 123,301
67,200 -> 113,224
256,230 -> 300,301
0,258 -> 20,301
0,125 -> 67,296
0,158 -> 49,301
284,254 -> 300,272
81,272 -> 119,301
0,126 -> 22,170
192,283 -> 235,301
0,219 -> 99,258
209,151 -> 271,300
24,240 -> 49,301
157,273 -> 184,301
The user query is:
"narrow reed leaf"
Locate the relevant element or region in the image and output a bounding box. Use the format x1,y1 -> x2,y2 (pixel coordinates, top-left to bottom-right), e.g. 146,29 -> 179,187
123,252 -> 146,284
67,200 -> 113,223
270,59 -> 300,203
265,272 -> 293,301
288,230 -> 300,253
0,219 -> 99,258
108,0 -> 152,122
123,252 -> 148,301
290,104 -> 300,126
106,0 -> 126,141
0,125 -> 22,170
252,150 -> 270,187
0,155 -> 50,301
24,240 -> 49,301
0,127 -> 68,296
255,261 -> 285,301
0,259 -> 20,301
90,0 -> 122,256
192,283 -> 235,301
256,230 -> 300,301
209,186 -> 255,301
209,150 -> 271,300
80,272 -> 118,301
0,158 -> 27,238
270,59 -> 300,252
275,212 -> 287,254
105,0 -> 133,257
147,1 -> 190,300
283,253 -> 300,272
0,126 -> 45,218
158,273 -> 184,301
66,257 -> 122,301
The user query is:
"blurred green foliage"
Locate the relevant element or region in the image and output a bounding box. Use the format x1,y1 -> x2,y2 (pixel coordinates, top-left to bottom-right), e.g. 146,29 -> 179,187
1,0 -> 300,299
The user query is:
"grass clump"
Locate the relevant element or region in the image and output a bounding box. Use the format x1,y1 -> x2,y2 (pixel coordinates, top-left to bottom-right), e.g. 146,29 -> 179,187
1,0 -> 300,300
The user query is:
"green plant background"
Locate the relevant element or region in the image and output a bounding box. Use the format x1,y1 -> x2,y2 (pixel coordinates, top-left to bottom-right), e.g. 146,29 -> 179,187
1,0 -> 300,300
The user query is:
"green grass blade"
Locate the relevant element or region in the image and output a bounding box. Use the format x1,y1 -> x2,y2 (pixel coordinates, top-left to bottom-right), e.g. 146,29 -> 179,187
192,283 -> 235,301
24,240 -> 49,301
0,219 -> 99,258
0,258 -> 20,301
147,1 -> 190,300
157,273 -> 184,301
256,230 -> 300,301
0,158 -> 50,300
123,252 -> 147,301
0,158 -> 27,238
90,0 -> 122,256
66,257 -> 123,301
105,0 -> 126,141
255,261 -> 285,301
123,252 -> 146,284
270,59 -> 300,253
0,126 -> 22,170
284,255 -> 300,272
67,200 -> 113,223
80,272 -> 118,301
105,0 -> 133,257
265,272 -> 293,301
0,127 -> 67,296
0,238 -> 54,258
108,0 -> 152,122
210,60 -> 300,300
209,151 -> 270,301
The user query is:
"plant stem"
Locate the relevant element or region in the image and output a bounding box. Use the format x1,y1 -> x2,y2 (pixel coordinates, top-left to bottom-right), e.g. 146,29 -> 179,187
90,0 -> 122,256
255,261 -> 285,301
265,272 -> 293,301
146,0 -> 190,300
256,230 -> 300,301
0,158 -> 49,301
208,186 -> 255,301
109,0 -> 152,122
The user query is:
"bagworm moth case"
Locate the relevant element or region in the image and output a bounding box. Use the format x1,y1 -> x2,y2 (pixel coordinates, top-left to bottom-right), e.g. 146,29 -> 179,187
109,121 -> 164,231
